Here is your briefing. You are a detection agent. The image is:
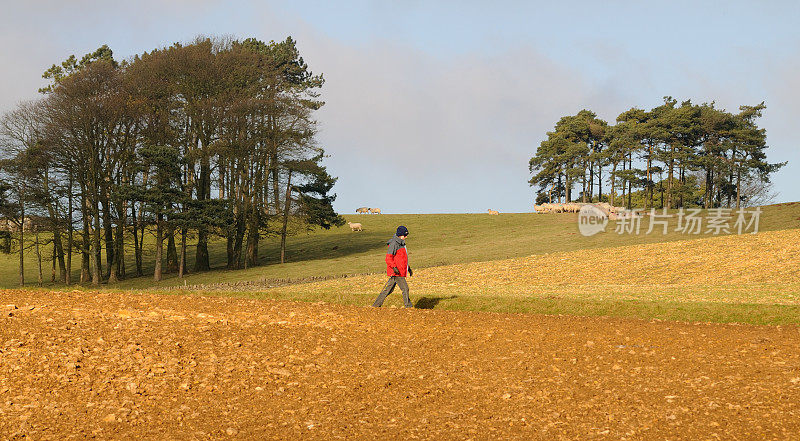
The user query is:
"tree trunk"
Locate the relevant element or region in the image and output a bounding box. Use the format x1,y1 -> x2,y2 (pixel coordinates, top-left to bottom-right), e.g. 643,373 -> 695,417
597,154 -> 603,202
194,156 -> 211,272
91,198 -> 102,285
120,228 -> 126,278
166,222 -> 178,273
138,201 -> 146,276
131,200 -> 143,277
18,194 -> 24,287
627,155 -> 632,209
280,171 -> 292,264
51,227 -> 66,282
195,226 -> 210,271
666,144 -> 675,209
101,196 -> 114,281
245,187 -> 261,269
581,161 -> 587,203
620,156 -> 626,205
226,234 -> 236,269
178,227 -> 187,278
218,158 -> 225,199
233,212 -> 245,269
727,148 -> 735,208
42,168 -> 66,281
154,213 -> 163,282
66,173 -> 73,285
597,147 -> 603,202
736,167 -> 741,209
245,224 -> 259,268
271,152 -> 280,214
51,234 -> 57,283
35,230 -> 43,286
80,193 -> 90,284
112,215 -> 124,281
609,162 -> 617,206
136,172 -> 148,277
646,143 -> 653,209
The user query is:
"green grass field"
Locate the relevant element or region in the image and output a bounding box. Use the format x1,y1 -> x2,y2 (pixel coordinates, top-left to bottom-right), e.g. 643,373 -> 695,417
3,203 -> 800,324
203,288 -> 800,326
4,203 -> 799,289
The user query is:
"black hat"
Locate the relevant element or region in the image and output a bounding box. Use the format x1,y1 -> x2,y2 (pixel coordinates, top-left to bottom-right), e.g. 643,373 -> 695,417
396,225 -> 409,237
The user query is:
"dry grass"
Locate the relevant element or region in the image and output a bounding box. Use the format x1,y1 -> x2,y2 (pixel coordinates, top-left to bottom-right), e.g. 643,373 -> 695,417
266,228 -> 800,307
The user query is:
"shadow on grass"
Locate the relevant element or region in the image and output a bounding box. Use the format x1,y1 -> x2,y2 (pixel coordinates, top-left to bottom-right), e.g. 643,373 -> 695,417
90,230 -> 390,289
414,295 -> 458,309
257,231 -> 388,264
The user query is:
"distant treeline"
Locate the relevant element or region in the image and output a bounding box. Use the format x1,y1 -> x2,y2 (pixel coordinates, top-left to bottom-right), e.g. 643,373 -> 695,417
0,36 -> 343,286
529,97 -> 785,209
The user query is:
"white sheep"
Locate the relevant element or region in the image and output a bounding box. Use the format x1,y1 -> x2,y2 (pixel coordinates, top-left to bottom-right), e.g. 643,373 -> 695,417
355,207 -> 369,214
369,208 -> 382,214
348,222 -> 363,232
487,209 -> 499,215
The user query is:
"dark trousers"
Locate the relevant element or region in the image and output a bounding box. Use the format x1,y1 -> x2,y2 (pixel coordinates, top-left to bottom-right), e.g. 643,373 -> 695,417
372,276 -> 412,308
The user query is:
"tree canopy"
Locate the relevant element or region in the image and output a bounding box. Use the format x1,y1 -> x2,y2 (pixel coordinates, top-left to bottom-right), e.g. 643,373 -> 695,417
529,97 -> 785,209
0,36 -> 344,286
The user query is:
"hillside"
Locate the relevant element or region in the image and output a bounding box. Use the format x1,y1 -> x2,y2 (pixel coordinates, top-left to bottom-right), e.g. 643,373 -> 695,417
2,202 -> 799,289
263,227 -> 800,324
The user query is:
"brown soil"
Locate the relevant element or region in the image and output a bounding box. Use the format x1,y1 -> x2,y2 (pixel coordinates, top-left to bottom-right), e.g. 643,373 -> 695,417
1,290 -> 799,440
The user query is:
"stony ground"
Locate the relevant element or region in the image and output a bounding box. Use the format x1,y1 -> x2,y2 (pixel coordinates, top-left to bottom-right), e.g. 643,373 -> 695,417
1,290 -> 799,440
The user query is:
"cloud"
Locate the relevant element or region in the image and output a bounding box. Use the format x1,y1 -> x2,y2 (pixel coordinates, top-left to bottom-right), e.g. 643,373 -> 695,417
762,48 -> 800,200
2,1 -> 797,214
296,35 -> 631,212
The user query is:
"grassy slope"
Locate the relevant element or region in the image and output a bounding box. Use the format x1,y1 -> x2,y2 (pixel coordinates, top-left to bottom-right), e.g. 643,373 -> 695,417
257,228 -> 800,325
1,202 -> 799,289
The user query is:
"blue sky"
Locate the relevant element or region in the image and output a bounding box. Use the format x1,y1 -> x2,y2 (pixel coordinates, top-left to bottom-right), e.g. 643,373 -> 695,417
2,1 -> 799,213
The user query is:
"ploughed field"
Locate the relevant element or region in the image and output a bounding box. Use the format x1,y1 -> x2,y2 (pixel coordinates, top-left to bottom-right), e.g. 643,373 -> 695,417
2,289 -> 799,440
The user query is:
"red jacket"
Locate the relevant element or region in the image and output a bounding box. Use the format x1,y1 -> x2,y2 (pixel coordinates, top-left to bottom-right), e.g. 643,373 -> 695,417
385,236 -> 409,277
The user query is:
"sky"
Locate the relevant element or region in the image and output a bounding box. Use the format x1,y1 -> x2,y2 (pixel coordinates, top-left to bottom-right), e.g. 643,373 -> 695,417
1,0 -> 799,213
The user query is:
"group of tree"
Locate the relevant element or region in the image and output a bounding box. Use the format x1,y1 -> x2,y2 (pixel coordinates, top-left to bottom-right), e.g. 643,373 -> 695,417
529,97 -> 785,210
0,36 -> 344,286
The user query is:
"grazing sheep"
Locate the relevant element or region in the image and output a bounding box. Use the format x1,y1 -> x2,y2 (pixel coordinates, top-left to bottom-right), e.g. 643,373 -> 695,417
596,202 -> 613,212
594,204 -> 613,217
348,222 -> 363,232
369,208 -> 382,214
487,209 -> 499,215
536,202 -> 614,214
356,207 -> 369,214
